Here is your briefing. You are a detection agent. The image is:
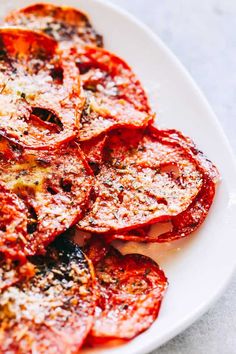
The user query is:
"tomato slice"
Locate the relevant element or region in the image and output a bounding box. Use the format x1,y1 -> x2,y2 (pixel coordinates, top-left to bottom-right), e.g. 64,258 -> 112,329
0,137 -> 94,259
0,28 -> 82,149
0,238 -> 96,353
5,3 -> 103,47
104,128 -> 218,242
78,127 -> 205,233
75,46 -> 153,140
84,238 -> 167,344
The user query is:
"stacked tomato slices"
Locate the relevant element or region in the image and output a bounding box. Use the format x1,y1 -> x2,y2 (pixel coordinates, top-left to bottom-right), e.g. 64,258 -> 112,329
0,3 -> 218,353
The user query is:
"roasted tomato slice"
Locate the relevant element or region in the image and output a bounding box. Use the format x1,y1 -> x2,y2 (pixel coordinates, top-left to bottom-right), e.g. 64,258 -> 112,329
75,46 -> 153,141
0,28 -> 82,149
0,137 -> 93,258
5,3 -> 103,47
84,238 -> 167,344
0,238 -> 96,354
78,127 -> 205,233
105,129 -> 218,243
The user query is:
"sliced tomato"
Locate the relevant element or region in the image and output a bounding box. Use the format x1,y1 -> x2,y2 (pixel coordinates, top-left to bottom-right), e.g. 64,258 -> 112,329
105,128 -> 218,242
78,127 -> 205,233
0,238 -> 96,353
0,137 -> 94,258
74,46 -> 153,140
5,3 -> 103,47
0,28 -> 82,149
84,238 -> 167,343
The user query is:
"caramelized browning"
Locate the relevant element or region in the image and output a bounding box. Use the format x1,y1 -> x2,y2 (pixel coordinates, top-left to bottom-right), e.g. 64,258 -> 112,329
0,238 -> 96,353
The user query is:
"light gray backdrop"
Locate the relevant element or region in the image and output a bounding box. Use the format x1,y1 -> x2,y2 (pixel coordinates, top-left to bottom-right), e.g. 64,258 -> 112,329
108,1 -> 236,353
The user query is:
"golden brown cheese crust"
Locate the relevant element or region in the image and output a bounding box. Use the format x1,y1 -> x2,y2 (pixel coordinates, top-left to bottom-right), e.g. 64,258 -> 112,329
0,28 -> 83,149
78,127 -> 205,233
0,137 -> 94,259
0,238 -> 96,354
5,3 -> 103,47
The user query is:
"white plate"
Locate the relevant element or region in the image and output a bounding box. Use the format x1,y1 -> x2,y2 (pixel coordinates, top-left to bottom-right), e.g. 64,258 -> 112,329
2,1 -> 236,353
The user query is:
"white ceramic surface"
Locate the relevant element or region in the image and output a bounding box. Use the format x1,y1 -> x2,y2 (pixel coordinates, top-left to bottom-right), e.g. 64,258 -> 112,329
1,1 -> 236,353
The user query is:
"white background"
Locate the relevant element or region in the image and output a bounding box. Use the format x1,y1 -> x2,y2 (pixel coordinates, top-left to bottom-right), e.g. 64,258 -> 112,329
108,1 -> 236,353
